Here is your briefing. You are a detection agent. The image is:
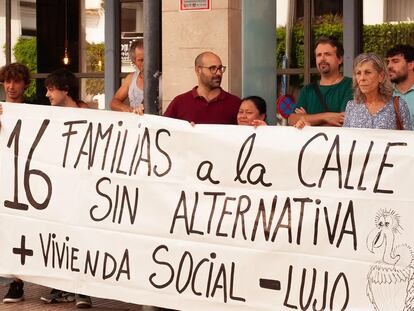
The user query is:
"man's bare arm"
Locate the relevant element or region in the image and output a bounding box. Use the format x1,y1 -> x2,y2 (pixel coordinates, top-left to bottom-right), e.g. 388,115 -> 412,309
110,73 -> 133,112
288,111 -> 345,127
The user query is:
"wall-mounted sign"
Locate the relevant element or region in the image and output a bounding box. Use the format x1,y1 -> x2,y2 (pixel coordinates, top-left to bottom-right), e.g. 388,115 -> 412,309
179,0 -> 211,11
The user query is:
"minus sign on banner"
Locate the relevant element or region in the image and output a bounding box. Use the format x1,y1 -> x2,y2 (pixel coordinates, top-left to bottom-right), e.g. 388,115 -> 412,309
259,278 -> 281,290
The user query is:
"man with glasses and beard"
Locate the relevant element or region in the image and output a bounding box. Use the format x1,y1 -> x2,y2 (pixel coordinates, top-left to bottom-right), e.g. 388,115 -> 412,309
164,51 -> 240,124
386,44 -> 414,127
288,36 -> 353,127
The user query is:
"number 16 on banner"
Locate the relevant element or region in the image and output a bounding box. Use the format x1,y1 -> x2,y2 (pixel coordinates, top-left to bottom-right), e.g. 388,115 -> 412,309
4,119 -> 52,211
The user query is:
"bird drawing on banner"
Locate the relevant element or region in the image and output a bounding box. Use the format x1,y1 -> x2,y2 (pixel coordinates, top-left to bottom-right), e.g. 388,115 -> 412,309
366,209 -> 414,311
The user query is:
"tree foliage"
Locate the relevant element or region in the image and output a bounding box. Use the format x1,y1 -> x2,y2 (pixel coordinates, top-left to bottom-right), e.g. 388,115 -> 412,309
85,42 -> 104,95
277,16 -> 414,69
363,22 -> 414,55
13,38 -> 105,98
13,37 -> 37,101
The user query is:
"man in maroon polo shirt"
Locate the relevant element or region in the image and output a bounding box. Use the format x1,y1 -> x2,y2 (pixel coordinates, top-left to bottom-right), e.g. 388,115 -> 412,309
164,51 -> 240,124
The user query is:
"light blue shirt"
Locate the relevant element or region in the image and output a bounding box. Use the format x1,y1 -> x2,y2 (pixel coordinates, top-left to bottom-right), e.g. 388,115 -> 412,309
393,83 -> 414,127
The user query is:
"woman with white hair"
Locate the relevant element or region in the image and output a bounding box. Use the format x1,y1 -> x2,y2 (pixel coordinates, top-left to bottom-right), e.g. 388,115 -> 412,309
343,52 -> 412,130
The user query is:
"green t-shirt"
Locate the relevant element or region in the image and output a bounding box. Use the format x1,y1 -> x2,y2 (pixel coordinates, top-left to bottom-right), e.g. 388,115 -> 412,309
296,77 -> 353,114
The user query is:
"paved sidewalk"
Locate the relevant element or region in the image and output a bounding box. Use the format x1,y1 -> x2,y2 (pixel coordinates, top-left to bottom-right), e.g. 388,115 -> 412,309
0,282 -> 144,310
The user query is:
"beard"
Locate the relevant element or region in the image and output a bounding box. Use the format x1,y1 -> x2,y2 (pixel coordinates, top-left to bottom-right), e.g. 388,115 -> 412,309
209,76 -> 222,88
389,71 -> 408,84
201,74 -> 222,90
318,62 -> 331,74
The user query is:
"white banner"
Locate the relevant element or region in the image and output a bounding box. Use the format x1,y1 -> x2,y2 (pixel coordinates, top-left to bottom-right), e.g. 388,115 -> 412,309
1,103 -> 414,311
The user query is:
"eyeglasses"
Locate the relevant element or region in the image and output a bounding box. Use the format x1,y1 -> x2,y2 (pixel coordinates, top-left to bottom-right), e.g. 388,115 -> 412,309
199,65 -> 227,74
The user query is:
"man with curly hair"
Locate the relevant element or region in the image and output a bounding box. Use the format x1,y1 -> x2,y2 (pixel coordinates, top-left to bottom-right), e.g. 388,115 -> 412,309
40,68 -> 92,309
0,62 -> 31,304
0,62 -> 31,104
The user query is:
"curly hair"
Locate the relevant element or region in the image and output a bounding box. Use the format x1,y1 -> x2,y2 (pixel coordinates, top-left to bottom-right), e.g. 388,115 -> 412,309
0,63 -> 30,86
352,53 -> 393,102
44,68 -> 79,101
314,36 -> 344,58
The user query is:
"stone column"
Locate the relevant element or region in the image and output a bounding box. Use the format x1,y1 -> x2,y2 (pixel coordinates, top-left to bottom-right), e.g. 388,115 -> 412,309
161,0 -> 242,112
242,0 -> 276,124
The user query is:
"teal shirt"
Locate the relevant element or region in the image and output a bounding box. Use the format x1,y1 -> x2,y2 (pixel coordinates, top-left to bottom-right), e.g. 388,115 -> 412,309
296,77 -> 353,114
393,84 -> 414,128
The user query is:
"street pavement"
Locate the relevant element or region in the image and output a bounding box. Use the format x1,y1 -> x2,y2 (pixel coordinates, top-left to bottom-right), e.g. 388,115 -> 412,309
0,282 -> 144,310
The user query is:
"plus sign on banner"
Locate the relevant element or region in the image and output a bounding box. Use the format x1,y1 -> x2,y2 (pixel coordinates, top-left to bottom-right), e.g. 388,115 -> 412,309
12,236 -> 33,265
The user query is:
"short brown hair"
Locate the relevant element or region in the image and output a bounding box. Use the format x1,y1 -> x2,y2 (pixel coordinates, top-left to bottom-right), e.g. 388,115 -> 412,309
386,44 -> 414,63
0,63 -> 30,86
45,68 -> 79,101
129,38 -> 144,63
315,36 -> 344,59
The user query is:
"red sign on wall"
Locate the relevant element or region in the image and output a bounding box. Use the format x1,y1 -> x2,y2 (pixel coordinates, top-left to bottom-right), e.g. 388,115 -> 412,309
179,0 -> 211,11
